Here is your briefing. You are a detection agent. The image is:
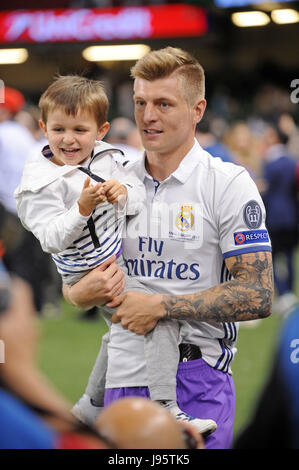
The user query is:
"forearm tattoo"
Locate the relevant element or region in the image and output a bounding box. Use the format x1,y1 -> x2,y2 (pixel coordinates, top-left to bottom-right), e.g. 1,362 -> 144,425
161,251 -> 273,323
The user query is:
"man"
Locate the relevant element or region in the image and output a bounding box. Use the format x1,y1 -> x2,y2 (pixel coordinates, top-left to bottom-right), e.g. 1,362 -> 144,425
65,47 -> 273,449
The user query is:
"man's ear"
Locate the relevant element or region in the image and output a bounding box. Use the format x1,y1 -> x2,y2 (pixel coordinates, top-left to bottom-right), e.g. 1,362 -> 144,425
194,99 -> 207,126
97,121 -> 110,141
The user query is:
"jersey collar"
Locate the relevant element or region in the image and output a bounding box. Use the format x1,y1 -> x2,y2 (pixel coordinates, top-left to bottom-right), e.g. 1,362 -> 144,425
134,139 -> 203,184
171,139 -> 204,183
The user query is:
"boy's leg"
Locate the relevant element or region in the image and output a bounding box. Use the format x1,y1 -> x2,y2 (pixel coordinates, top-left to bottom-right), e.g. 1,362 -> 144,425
71,268 -> 149,424
71,331 -> 110,425
145,323 -> 217,436
144,320 -> 180,402
85,331 -> 109,405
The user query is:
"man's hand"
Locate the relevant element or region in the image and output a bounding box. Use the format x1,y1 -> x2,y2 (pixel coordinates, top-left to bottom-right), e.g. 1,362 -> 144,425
109,292 -> 164,335
102,179 -> 128,205
63,255 -> 125,309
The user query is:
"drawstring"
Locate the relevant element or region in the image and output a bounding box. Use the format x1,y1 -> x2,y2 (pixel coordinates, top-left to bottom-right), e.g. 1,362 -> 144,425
78,148 -> 125,249
78,148 -> 125,183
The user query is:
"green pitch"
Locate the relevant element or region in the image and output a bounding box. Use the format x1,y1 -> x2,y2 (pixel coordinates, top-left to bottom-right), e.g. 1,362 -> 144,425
38,299 -> 282,444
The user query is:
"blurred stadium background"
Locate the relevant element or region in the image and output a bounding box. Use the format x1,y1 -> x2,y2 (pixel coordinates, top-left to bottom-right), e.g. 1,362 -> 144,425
1,0 -> 299,123
1,0 -> 299,445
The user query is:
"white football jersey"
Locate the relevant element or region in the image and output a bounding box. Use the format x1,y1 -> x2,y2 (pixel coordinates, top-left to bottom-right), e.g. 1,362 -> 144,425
105,140 -> 271,387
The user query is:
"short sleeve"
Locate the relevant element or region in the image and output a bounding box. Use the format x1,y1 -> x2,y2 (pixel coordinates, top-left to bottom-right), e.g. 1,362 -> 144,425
217,169 -> 272,259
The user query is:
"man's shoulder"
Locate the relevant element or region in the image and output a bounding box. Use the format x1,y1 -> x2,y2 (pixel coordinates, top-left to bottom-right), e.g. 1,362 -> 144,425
199,146 -> 246,180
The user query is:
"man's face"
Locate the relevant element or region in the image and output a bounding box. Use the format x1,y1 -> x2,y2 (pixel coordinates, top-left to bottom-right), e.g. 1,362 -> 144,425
133,74 -> 205,159
40,107 -> 109,166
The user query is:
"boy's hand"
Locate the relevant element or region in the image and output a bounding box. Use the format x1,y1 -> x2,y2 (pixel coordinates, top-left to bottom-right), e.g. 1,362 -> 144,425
102,179 -> 128,204
78,177 -> 107,216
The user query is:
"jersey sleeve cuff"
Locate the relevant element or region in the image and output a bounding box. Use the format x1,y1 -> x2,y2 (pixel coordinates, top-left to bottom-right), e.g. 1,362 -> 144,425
222,245 -> 272,259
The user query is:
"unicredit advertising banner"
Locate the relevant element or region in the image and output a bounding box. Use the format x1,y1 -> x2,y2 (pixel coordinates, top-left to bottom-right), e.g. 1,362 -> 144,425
0,5 -> 208,43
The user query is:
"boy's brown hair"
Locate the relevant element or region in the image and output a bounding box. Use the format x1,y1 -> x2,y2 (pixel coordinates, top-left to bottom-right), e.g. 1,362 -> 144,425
39,75 -> 109,126
131,47 -> 205,105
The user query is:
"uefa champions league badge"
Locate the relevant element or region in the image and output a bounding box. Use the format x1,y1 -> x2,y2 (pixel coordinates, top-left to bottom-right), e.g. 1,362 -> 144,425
243,200 -> 262,229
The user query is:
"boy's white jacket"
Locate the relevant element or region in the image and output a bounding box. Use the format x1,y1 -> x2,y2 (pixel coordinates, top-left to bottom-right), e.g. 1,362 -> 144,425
14,141 -> 145,254
15,140 -> 141,194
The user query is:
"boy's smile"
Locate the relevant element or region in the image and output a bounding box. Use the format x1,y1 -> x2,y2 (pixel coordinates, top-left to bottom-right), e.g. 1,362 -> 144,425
40,107 -> 109,166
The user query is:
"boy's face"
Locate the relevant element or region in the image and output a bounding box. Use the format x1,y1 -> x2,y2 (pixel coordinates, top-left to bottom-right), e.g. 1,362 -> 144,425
40,107 -> 109,166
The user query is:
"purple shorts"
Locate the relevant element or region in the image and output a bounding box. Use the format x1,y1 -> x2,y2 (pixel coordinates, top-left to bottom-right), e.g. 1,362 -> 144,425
104,358 -> 235,449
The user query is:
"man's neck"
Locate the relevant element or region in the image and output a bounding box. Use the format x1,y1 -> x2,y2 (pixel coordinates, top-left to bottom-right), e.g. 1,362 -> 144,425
145,142 -> 195,181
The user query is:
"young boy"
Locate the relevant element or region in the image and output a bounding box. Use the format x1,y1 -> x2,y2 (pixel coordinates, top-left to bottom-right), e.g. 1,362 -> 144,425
15,75 -> 216,436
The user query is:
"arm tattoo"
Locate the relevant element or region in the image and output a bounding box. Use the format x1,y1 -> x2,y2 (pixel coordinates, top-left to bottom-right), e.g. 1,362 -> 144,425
161,251 -> 273,323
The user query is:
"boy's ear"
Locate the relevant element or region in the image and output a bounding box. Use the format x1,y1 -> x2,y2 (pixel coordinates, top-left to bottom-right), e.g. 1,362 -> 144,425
97,121 -> 110,141
39,119 -> 47,136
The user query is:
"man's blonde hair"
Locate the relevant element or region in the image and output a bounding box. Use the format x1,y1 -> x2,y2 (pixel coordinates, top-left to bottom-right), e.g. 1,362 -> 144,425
130,47 -> 205,105
39,75 -> 109,126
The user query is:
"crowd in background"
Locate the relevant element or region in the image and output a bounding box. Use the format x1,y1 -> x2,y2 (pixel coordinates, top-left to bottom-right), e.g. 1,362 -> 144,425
1,77 -> 299,449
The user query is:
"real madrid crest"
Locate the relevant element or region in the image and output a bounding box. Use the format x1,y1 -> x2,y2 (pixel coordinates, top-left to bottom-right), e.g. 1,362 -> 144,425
169,202 -> 202,246
175,204 -> 194,232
